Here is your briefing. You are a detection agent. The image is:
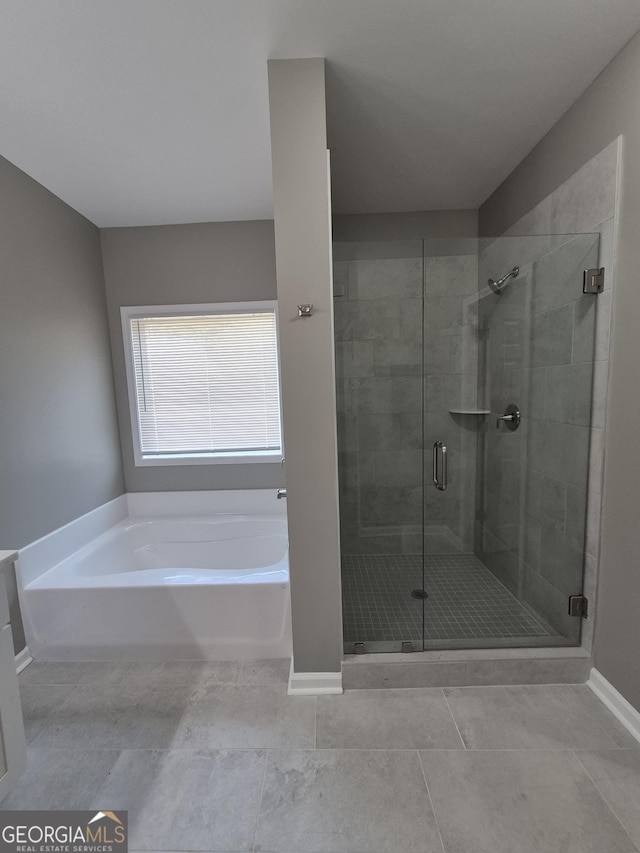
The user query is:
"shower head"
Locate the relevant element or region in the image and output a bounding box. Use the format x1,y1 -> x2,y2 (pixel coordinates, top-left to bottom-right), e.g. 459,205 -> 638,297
488,266 -> 519,295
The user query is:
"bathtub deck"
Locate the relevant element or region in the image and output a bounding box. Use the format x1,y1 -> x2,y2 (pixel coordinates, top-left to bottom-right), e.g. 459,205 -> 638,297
6,659 -> 639,853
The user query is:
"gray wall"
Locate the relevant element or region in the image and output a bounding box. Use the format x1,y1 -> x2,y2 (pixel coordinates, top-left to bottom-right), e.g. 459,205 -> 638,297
333,210 -> 477,242
0,154 -> 124,651
479,29 -> 640,710
0,154 -> 124,547
268,58 -> 343,675
100,220 -> 283,493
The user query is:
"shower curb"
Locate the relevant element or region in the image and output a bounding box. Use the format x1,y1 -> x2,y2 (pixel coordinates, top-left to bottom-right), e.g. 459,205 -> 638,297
342,648 -> 592,689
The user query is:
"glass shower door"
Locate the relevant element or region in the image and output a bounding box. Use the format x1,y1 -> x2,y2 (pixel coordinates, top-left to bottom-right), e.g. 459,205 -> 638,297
421,232 -> 600,649
335,231 -> 600,655
473,232 -> 600,647
333,240 -> 425,653
421,239 -> 483,646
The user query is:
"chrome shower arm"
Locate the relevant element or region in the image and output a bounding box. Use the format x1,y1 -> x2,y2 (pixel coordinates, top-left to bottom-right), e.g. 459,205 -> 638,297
488,266 -> 519,294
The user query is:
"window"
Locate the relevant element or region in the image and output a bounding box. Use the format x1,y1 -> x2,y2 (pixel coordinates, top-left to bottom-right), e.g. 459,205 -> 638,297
121,302 -> 282,465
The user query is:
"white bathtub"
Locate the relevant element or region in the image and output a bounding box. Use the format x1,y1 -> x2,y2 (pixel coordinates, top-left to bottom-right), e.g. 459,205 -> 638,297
17,491 -> 292,661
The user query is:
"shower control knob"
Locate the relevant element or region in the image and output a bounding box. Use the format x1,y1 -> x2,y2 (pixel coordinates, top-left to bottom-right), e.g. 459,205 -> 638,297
496,404 -> 521,431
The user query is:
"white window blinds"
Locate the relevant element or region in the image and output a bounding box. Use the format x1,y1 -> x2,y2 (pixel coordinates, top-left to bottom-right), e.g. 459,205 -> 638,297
127,308 -> 282,459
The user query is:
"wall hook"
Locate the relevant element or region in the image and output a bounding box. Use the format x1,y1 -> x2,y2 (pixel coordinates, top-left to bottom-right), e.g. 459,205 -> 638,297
297,304 -> 313,318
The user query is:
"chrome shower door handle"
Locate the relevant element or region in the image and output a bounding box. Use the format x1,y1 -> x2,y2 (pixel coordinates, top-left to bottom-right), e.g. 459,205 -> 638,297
432,441 -> 438,487
440,443 -> 447,491
432,441 -> 447,491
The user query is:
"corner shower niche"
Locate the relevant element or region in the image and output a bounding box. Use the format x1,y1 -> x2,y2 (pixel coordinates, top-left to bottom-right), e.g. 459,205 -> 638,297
334,232 -> 599,654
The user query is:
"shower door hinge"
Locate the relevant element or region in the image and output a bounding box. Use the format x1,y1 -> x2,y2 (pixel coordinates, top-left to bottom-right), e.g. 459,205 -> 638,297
568,595 -> 589,618
583,267 -> 604,294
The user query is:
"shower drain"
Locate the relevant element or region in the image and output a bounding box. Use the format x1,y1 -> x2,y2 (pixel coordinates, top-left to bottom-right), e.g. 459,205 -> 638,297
411,589 -> 428,600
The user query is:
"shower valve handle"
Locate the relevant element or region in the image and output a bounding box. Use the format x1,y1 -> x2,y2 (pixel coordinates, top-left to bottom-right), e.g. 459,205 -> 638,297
496,404 -> 521,431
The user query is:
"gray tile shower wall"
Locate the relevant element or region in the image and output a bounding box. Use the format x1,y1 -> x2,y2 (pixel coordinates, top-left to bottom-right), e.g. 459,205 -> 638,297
475,139 -> 619,650
334,251 -> 424,556
423,252 -> 479,552
333,245 -> 478,556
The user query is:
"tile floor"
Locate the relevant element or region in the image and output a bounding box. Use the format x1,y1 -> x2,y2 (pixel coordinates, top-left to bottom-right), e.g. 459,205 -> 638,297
342,553 -> 553,649
5,659 -> 640,853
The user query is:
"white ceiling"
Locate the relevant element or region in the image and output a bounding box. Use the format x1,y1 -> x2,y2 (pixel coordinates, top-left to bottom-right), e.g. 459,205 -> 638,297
0,1 -> 639,227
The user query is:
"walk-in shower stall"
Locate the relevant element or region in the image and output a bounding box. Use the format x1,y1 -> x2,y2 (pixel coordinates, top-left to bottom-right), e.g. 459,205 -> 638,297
334,231 -> 600,653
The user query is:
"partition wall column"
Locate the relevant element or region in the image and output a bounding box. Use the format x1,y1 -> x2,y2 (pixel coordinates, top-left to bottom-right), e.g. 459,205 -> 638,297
267,58 -> 343,689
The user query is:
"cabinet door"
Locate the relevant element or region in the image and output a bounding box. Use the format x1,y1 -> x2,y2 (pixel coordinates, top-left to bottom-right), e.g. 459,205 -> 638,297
0,624 -> 26,801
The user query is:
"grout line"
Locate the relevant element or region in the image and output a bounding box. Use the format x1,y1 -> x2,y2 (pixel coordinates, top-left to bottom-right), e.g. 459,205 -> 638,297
121,661 -> 135,678
25,744 -> 630,753
441,687 -> 467,749
250,749 -> 269,853
439,681 -> 583,691
573,749 -> 639,848
417,750 -> 447,853
20,682 -> 90,688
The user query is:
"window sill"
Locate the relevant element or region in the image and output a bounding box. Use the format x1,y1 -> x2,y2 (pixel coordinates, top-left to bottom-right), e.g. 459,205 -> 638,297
134,452 -> 283,467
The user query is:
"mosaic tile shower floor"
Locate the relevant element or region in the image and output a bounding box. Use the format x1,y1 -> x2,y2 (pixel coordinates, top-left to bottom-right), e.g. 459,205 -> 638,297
342,553 -> 555,649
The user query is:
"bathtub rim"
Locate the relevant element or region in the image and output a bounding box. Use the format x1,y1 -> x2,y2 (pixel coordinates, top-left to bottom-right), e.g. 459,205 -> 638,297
16,489 -> 287,589
25,514 -> 290,591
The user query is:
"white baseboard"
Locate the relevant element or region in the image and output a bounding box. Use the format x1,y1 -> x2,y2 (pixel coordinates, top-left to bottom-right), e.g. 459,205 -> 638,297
288,659 -> 343,695
588,667 -> 640,745
15,646 -> 33,674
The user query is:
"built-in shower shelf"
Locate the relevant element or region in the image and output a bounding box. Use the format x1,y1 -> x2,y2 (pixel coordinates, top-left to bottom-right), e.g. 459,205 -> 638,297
448,408 -> 490,415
